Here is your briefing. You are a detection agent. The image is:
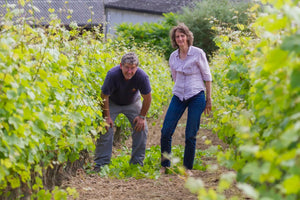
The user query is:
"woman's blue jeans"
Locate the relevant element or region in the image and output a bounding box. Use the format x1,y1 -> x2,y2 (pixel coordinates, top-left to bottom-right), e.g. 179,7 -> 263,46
161,91 -> 206,170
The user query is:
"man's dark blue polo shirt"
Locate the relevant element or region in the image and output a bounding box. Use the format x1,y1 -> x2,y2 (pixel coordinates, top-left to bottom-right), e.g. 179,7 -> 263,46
101,65 -> 151,105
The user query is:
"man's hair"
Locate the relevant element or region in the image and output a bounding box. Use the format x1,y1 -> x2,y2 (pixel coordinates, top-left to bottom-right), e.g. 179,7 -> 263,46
170,23 -> 194,49
121,52 -> 139,66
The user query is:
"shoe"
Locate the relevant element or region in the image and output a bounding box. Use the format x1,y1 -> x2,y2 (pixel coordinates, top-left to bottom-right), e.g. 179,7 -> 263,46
186,169 -> 193,176
160,167 -> 167,174
93,166 -> 101,173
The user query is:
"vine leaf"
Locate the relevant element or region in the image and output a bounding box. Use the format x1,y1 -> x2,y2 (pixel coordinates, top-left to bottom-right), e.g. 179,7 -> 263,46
281,34 -> 300,54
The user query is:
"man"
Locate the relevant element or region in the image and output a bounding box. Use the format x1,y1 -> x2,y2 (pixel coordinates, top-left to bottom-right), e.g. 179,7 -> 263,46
94,52 -> 152,172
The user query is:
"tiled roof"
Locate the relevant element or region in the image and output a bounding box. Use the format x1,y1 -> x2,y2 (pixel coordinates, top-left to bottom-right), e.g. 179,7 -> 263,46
105,0 -> 196,14
0,0 -> 105,26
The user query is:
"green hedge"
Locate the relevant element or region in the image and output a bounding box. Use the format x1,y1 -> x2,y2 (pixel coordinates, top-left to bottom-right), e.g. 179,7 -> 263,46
115,0 -> 252,60
208,1 -> 300,199
115,12 -> 177,60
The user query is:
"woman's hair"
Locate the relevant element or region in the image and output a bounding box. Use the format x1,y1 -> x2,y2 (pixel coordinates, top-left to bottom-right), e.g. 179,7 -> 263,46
170,23 -> 194,49
121,52 -> 139,66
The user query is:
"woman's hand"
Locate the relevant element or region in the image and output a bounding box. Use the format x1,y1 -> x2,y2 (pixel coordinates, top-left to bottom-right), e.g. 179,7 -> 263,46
204,98 -> 212,115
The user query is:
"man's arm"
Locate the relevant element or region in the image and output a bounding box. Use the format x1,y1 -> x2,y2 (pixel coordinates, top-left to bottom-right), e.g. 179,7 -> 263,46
101,92 -> 113,131
133,92 -> 152,132
139,93 -> 152,117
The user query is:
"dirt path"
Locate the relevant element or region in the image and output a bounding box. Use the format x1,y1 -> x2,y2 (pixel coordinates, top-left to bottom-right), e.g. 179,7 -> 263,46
62,109 -> 243,200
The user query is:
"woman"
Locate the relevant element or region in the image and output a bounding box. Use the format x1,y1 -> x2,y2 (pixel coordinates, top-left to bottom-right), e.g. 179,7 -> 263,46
160,23 -> 212,174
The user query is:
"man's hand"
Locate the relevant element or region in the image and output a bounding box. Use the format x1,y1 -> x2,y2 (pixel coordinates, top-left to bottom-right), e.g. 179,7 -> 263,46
101,93 -> 113,131
133,116 -> 145,132
105,117 -> 113,131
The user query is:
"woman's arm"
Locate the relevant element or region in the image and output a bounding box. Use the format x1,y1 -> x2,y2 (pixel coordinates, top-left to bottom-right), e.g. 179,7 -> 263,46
204,81 -> 212,115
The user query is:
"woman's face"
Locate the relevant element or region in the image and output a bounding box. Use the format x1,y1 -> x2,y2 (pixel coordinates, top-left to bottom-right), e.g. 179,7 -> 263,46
175,30 -> 188,48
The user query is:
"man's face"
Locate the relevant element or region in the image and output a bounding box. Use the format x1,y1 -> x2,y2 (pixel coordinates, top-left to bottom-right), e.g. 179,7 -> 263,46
120,63 -> 138,80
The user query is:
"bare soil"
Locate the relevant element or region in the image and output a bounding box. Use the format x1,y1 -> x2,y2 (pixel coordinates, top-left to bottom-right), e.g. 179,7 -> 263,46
62,108 -> 246,200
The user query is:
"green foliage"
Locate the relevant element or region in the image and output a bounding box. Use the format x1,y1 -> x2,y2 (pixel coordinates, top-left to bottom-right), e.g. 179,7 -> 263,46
0,3 -> 173,198
209,1 -> 300,199
178,0 -> 253,60
115,12 -> 178,60
0,11 -> 104,198
31,186 -> 79,200
114,0 -> 252,60
91,145 -> 208,179
184,171 -> 251,200
99,146 -> 161,179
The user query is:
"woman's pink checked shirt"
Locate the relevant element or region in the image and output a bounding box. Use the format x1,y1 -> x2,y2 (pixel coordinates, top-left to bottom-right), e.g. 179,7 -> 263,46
169,46 -> 212,101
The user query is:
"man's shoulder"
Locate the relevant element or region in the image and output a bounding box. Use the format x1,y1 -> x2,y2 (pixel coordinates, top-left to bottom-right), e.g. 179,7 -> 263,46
107,65 -> 121,76
108,65 -> 120,73
136,67 -> 149,77
136,68 -> 151,92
